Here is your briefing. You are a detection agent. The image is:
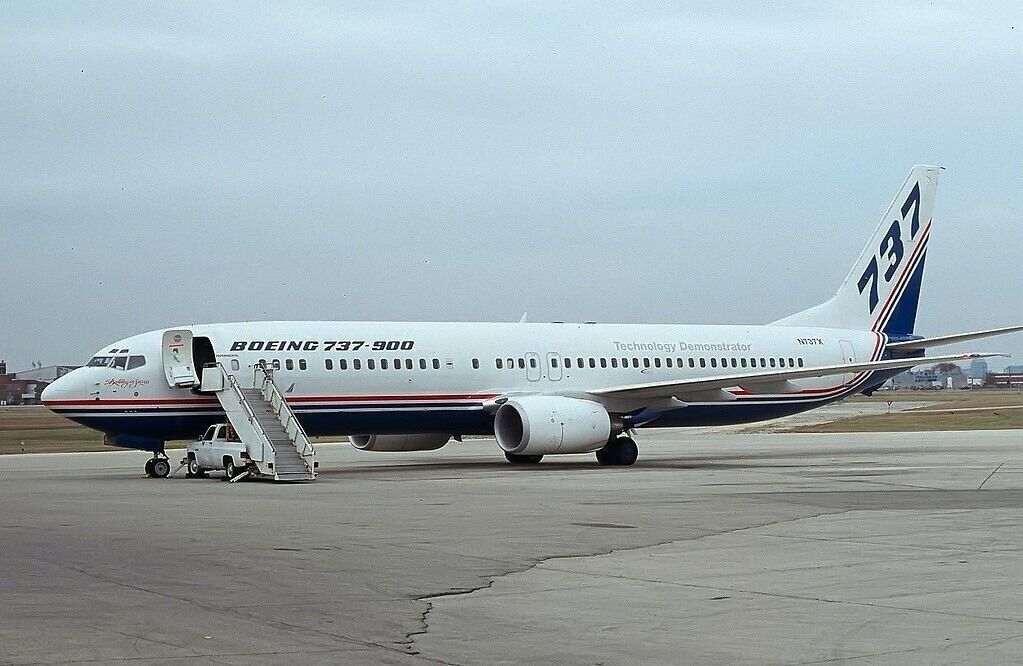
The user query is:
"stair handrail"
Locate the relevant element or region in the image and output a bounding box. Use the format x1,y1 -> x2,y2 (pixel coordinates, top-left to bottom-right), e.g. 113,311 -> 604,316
253,364 -> 316,466
219,363 -> 273,462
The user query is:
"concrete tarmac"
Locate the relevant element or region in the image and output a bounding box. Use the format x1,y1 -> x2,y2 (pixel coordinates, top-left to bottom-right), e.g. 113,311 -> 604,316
0,428 -> 1020,665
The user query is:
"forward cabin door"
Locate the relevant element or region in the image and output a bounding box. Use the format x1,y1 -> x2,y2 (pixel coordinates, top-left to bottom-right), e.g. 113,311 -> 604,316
162,329 -> 199,387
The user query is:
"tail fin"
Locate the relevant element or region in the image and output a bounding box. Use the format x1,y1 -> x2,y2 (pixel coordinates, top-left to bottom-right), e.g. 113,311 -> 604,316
774,165 -> 941,337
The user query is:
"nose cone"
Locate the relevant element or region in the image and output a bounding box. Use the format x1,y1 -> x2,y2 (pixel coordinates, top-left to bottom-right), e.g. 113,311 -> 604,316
41,371 -> 78,407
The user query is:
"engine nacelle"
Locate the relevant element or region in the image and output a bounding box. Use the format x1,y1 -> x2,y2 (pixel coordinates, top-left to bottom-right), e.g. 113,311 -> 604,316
494,396 -> 611,456
350,434 -> 450,452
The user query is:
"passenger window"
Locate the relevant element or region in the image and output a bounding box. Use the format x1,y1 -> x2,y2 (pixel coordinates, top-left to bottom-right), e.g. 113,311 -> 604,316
769,358 -> 776,368
551,357 -> 559,368
127,355 -> 146,370
517,358 -> 524,369
611,357 -> 618,368
496,358 -> 503,369
654,358 -> 661,368
272,359 -> 281,370
529,358 -> 537,369
354,359 -> 362,370
798,358 -> 805,367
381,359 -> 389,370
420,358 -> 428,370
699,358 -> 706,368
433,358 -> 441,369
472,358 -> 480,369
710,358 -> 717,368
588,358 -> 596,368
600,358 -> 607,368
286,359 -> 294,371
740,358 -> 747,368
665,357 -> 673,368
406,359 -> 413,370
788,357 -> 795,367
632,357 -> 639,368
731,358 -> 738,368
643,358 -> 650,368
577,357 -> 585,368
688,358 -> 695,368
564,358 -> 571,369
720,357 -> 727,368
507,358 -> 514,369
622,357 -> 629,368
368,359 -> 375,370
340,359 -> 348,370
230,359 -> 240,372
299,359 -> 307,370
325,359 -> 333,370
760,357 -> 767,367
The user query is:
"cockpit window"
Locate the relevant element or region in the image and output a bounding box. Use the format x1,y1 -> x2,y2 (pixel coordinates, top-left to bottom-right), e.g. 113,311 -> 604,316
88,355 -> 139,370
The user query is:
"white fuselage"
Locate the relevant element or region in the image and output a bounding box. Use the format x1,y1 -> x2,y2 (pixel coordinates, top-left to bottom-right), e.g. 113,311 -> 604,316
42,320 -> 886,443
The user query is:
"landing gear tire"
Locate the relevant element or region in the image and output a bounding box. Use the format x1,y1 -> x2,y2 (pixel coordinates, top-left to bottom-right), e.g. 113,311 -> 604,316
186,458 -> 206,479
151,458 -> 171,478
596,437 -> 638,466
504,452 -> 544,465
144,459 -> 156,477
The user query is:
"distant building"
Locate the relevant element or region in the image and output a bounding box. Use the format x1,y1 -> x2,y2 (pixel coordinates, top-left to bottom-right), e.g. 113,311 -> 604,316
967,359 -> 989,381
986,371 -> 1023,389
14,365 -> 78,382
887,363 -> 970,390
0,363 -> 80,405
1005,365 -> 1023,375
0,376 -> 46,405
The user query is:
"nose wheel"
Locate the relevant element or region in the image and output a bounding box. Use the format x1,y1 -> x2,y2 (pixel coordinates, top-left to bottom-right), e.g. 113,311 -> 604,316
145,455 -> 171,478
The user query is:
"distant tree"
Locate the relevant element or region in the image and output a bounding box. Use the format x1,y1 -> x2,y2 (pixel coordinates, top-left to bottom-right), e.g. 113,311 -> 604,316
933,362 -> 960,374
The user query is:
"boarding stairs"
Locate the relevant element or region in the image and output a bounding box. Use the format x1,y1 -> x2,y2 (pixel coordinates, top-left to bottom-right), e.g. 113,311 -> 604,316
200,363 -> 317,482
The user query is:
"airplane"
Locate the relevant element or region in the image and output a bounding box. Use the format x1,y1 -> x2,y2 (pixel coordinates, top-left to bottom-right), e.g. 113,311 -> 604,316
41,165 -> 1022,477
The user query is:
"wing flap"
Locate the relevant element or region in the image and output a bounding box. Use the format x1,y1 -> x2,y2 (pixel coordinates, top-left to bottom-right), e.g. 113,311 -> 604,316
588,352 -> 1006,401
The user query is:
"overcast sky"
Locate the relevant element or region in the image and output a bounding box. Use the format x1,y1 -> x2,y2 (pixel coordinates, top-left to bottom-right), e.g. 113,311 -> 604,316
2,2 -> 1021,371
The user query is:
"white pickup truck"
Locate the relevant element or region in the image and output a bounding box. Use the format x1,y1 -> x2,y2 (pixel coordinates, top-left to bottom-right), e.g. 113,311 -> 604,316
185,424 -> 251,479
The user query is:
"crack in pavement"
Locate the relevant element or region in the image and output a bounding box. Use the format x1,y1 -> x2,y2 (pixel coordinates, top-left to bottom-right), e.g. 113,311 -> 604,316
407,507 -> 1023,659
405,507 -> 846,657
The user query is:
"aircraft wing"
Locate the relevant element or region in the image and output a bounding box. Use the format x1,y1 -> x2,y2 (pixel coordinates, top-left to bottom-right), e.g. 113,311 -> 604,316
587,352 -> 1006,402
885,325 -> 1023,351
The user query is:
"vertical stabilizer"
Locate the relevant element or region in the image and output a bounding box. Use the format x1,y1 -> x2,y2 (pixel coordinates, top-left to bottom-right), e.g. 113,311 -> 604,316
773,165 -> 941,336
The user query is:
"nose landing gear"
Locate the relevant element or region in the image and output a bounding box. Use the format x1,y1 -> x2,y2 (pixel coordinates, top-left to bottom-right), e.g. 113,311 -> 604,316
144,455 -> 171,478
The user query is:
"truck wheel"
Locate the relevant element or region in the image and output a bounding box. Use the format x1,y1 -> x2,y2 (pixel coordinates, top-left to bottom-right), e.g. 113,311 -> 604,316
187,458 -> 206,478
224,460 -> 239,479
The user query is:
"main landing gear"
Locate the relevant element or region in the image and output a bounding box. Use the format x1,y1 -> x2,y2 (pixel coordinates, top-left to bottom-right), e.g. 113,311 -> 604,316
505,452 -> 544,465
144,455 -> 171,478
595,436 -> 638,466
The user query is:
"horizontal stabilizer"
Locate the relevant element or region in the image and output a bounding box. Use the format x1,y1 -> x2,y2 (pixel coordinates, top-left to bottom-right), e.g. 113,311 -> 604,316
886,325 -> 1023,351
588,352 -> 1007,402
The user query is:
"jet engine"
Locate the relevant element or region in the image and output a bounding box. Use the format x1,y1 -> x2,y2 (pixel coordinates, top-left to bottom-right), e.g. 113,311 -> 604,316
349,434 -> 450,452
494,396 -> 611,456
